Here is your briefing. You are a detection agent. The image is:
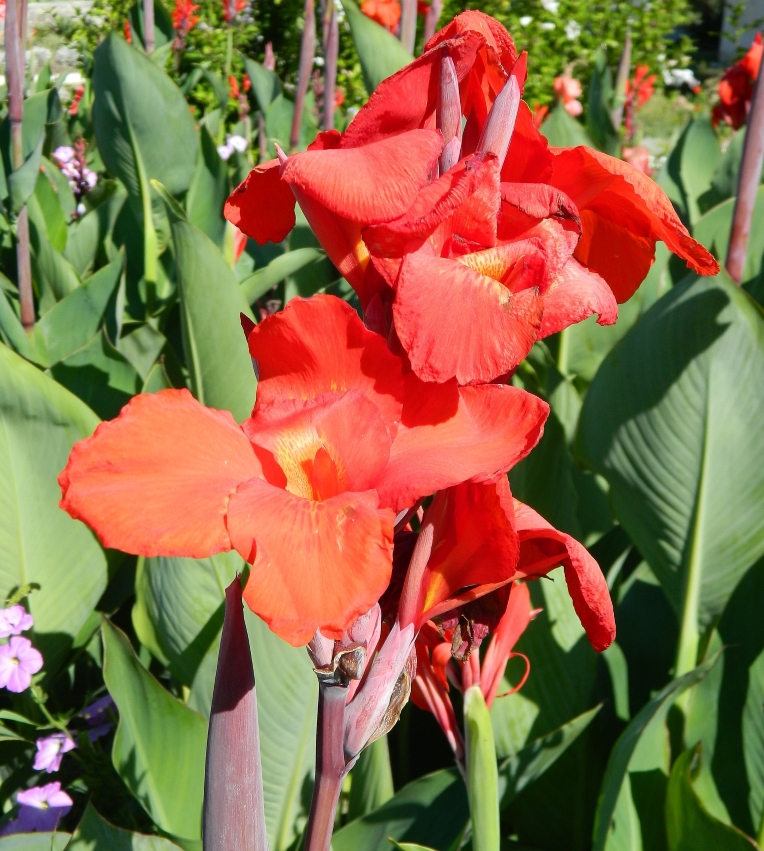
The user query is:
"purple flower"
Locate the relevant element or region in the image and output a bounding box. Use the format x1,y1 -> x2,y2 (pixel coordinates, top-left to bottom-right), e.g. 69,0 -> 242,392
0,783 -> 72,835
81,694 -> 115,725
52,146 -> 75,165
33,733 -> 76,773
0,606 -> 33,638
0,637 -> 43,693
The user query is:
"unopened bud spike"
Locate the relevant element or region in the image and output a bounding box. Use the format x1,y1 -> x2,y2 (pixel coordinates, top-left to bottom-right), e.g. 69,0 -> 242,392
477,53 -> 526,169
437,54 -> 462,174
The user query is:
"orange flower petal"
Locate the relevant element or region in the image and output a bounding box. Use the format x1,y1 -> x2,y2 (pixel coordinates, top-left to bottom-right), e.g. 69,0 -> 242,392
281,130 -> 443,224
513,500 -> 615,652
225,160 -> 296,245
539,257 -> 618,338
59,389 -> 262,558
245,295 -> 405,434
481,581 -> 533,707
550,147 -> 719,301
229,481 -> 395,645
393,253 -> 543,384
377,381 -> 548,512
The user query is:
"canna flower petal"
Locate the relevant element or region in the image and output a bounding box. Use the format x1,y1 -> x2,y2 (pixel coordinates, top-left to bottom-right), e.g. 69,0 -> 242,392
225,159 -> 297,245
549,146 -> 719,302
59,389 -> 263,558
281,130 -> 443,224
513,500 -> 615,652
244,295 -> 405,432
376,380 -> 548,512
412,477 -> 519,626
538,258 -> 618,338
393,252 -> 543,384
228,481 -> 394,645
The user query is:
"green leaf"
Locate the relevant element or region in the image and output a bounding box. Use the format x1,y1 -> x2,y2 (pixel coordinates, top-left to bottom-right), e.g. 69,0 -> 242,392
68,802 -> 184,850
708,128 -> 757,206
591,654 -> 720,851
102,618 -> 206,841
35,249 -> 124,366
186,127 -> 228,248
51,330 -> 142,420
9,134 -> 45,215
240,247 -> 324,304
693,187 -> 764,291
64,185 -> 128,278
666,746 -> 760,851
172,220 -> 256,422
0,833 -> 71,849
678,117 -> 721,226
128,0 -> 174,50
586,50 -> 618,155
540,104 -> 596,148
577,273 -> 764,676
389,844 -> 440,851
264,94 -> 318,155
131,553 -> 317,851
348,736 -> 395,822
332,768 -> 468,851
0,344 -> 108,673
242,55 -> 282,113
339,0 -> 413,95
33,168 -> 67,251
93,33 -> 198,200
116,322 -> 166,381
0,282 -> 47,364
29,205 -> 83,303
498,705 -> 602,809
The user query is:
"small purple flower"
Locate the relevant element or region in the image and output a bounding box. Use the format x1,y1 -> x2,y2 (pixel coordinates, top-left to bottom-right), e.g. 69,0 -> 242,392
0,606 -> 33,638
0,637 -> 43,693
0,783 -> 72,835
80,694 -> 115,740
33,733 -> 76,773
52,145 -> 75,165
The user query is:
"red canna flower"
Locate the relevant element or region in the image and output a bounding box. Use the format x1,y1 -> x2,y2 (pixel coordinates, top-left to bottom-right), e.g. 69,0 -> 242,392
59,296 -> 548,646
225,11 -> 718,386
622,145 -> 652,176
532,102 -> 549,128
124,19 -> 132,43
222,0 -> 246,23
361,0 -> 401,32
553,72 -> 583,116
713,33 -> 763,129
69,85 -> 85,117
624,64 -> 657,138
172,0 -> 199,50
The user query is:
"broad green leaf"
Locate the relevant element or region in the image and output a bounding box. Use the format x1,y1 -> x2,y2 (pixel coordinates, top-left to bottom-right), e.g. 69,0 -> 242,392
93,33 -> 198,199
332,768 -> 468,851
116,322 -> 166,380
29,206 -> 82,303
586,51 -> 618,155
102,618 -> 206,841
33,168 -> 67,251
592,655 -> 720,851
499,705 -> 602,809
264,94 -> 319,155
693,187 -> 764,291
666,747 -> 760,851
240,247 -> 324,304
68,802 -> 184,850
242,55 -> 282,113
64,185 -> 128,278
0,284 -> 47,364
35,249 -> 124,366
707,128 -> 754,206
9,136 -> 44,215
0,833 -> 71,849
41,155 -> 77,222
677,116 -> 721,226
389,844 -> 439,851
0,344 -> 108,673
339,0 -> 413,95
132,554 -> 317,851
540,104 -> 595,148
172,220 -> 256,422
51,330 -> 142,420
347,736 -> 394,822
578,273 -> 764,674
186,127 -> 228,248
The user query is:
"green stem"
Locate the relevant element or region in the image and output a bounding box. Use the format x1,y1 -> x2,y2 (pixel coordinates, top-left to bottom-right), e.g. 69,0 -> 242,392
463,685 -> 500,851
225,27 -> 233,83
557,327 -> 570,376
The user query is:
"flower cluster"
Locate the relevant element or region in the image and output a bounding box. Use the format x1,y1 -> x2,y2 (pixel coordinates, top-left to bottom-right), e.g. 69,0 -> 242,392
217,134 -> 248,161
53,141 -> 97,211
713,33 -> 763,130
68,84 -> 85,117
172,0 -> 200,52
59,12 -> 719,768
222,0 -> 246,24
0,605 -> 42,693
553,70 -> 582,116
624,64 -> 657,140
361,0 -> 400,32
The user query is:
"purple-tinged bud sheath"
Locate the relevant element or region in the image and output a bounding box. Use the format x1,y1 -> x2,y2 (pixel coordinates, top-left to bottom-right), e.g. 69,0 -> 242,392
203,578 -> 269,851
477,53 -> 526,170
437,54 -> 462,174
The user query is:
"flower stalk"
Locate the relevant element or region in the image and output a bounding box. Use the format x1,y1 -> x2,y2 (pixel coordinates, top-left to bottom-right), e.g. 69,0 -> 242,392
4,0 -> 34,331
143,0 -> 155,53
322,0 -> 339,132
291,0 -> 316,150
399,0 -> 417,54
727,56 -> 764,284
463,684 -> 500,851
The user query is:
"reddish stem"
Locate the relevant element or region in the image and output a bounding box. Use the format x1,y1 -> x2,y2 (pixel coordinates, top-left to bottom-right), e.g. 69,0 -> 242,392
143,0 -> 155,53
399,0 -> 416,54
422,0 -> 442,45
322,3 -> 339,132
5,0 -> 34,331
304,683 -> 348,851
727,60 -> 764,284
291,0 -> 316,151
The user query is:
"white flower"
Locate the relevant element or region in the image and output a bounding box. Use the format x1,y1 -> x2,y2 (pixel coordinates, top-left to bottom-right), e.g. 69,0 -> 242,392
663,67 -> 699,88
314,56 -> 325,67
52,146 -> 75,165
217,144 -> 234,161
519,15 -> 533,26
541,0 -> 559,13
540,21 -> 555,30
565,19 -> 581,39
228,134 -> 248,153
